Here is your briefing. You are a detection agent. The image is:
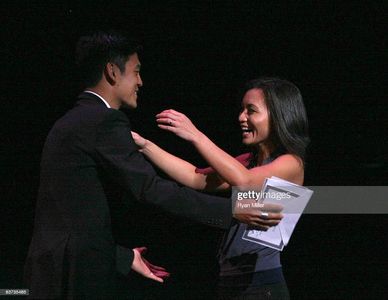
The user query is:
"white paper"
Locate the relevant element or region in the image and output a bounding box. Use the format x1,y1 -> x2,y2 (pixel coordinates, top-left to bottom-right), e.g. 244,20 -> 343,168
242,176 -> 313,250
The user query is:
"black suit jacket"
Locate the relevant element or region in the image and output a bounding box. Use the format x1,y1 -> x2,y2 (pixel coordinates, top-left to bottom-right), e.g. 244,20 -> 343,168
24,92 -> 232,299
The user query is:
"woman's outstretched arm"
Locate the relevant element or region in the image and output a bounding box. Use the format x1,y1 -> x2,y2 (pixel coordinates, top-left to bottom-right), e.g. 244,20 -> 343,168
131,131 -> 229,191
156,110 -> 303,187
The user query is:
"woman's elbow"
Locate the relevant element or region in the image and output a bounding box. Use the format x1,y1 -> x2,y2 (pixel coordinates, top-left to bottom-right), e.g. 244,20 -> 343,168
226,175 -> 250,187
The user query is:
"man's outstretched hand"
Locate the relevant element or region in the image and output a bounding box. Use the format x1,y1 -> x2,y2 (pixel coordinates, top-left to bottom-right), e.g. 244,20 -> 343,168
131,247 -> 170,283
233,201 -> 283,231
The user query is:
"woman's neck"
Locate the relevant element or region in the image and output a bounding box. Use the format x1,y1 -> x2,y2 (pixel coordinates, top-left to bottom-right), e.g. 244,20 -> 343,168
256,141 -> 275,165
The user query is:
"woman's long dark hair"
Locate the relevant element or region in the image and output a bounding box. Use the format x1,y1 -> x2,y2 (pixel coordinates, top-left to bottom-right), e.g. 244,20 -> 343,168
243,77 -> 310,167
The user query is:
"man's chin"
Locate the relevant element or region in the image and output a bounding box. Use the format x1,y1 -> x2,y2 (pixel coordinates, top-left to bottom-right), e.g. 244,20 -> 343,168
121,100 -> 137,110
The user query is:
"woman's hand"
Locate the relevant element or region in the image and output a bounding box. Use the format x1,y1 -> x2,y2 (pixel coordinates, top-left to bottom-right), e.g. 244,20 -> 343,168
156,109 -> 203,143
131,131 -> 148,150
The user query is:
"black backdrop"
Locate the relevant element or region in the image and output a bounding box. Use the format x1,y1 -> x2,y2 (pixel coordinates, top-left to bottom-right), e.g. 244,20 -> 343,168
2,1 -> 387,299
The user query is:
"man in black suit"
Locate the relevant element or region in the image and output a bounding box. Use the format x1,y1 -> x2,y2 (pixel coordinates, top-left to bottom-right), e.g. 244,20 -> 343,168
24,31 -> 281,299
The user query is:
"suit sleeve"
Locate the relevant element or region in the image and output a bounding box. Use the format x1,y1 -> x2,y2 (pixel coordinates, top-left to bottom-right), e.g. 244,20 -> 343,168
116,245 -> 134,276
94,110 -> 232,229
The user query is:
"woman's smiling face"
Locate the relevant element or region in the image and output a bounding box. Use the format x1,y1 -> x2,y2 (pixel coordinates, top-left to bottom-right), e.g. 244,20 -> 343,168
239,88 -> 271,147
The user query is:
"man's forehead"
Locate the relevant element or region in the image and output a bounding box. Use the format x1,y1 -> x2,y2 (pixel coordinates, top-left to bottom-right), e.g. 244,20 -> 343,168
127,53 -> 141,68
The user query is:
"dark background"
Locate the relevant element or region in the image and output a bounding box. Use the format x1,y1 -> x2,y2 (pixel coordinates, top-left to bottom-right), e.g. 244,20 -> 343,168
1,1 -> 387,299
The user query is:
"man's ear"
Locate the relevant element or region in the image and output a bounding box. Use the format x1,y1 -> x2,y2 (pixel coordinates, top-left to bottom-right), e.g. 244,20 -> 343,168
104,63 -> 117,85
